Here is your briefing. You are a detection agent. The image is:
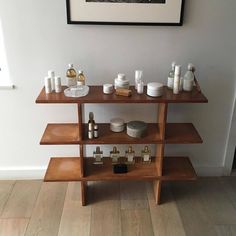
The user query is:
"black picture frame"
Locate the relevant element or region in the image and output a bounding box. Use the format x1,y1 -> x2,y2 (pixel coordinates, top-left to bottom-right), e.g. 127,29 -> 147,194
66,0 -> 185,26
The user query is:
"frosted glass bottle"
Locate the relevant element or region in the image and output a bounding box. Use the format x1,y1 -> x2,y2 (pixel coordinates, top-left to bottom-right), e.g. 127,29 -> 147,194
66,64 -> 77,87
167,62 -> 176,89
183,64 -> 194,92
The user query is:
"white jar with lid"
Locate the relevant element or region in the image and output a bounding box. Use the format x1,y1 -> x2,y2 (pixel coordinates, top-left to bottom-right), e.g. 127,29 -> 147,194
110,118 -> 125,132
147,82 -> 163,97
103,84 -> 113,94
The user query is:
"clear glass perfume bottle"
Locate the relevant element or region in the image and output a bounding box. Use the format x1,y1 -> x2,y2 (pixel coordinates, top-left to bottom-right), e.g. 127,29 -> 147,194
183,63 -> 194,92
110,146 -> 120,164
141,146 -> 151,164
125,146 -> 135,164
66,64 -> 77,87
93,146 -> 103,165
77,70 -> 86,86
167,62 -> 176,89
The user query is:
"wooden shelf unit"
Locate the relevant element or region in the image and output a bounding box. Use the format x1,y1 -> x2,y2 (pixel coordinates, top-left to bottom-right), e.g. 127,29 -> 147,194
36,85 -> 207,205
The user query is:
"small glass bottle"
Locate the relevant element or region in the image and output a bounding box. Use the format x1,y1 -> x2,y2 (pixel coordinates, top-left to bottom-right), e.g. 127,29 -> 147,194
88,112 -> 95,139
167,62 -> 176,89
183,63 -> 194,92
66,64 -> 77,87
125,146 -> 135,164
93,146 -> 103,165
94,124 -> 98,138
110,146 -> 120,164
141,146 -> 151,164
77,70 -> 86,86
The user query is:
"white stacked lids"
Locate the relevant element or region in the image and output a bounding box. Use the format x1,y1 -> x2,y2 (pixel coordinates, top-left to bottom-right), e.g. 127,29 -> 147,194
110,118 -> 125,132
147,82 -> 163,97
114,74 -> 130,89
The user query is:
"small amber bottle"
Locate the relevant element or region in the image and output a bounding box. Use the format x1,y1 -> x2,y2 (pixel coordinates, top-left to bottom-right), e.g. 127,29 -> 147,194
77,70 -> 86,85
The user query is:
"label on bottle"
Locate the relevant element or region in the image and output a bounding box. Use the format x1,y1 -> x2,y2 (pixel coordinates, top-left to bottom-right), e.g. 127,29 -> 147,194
143,154 -> 150,162
88,131 -> 93,139
94,130 -> 98,138
183,79 -> 194,91
167,77 -> 174,89
173,75 -> 180,94
67,77 -> 77,87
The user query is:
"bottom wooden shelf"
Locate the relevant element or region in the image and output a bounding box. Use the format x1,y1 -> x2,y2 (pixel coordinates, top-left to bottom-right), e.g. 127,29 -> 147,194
44,156 -> 197,182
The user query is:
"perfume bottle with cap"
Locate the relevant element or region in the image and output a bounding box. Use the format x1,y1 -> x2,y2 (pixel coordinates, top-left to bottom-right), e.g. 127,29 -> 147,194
125,146 -> 135,164
88,112 -> 95,139
110,146 -> 120,164
183,63 -> 195,92
93,146 -> 103,165
77,70 -> 86,85
141,146 -> 151,164
66,64 -> 77,87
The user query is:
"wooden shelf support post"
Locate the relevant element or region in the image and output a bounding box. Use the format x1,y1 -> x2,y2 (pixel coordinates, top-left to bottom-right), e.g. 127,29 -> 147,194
153,103 -> 168,204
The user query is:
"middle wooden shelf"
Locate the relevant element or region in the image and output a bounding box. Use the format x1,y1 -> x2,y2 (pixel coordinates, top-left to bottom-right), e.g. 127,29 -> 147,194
40,123 -> 203,145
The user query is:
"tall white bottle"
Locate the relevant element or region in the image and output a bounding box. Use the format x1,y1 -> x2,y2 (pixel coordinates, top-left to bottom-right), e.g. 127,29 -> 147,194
173,65 -> 181,94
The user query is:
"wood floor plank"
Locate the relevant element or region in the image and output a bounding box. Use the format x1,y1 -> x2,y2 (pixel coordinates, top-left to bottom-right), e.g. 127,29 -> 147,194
90,181 -> 122,236
121,209 -> 154,236
58,182 -> 91,236
146,182 -> 186,236
0,218 -> 29,236
0,181 -> 15,216
24,182 -> 67,236
120,181 -> 148,209
196,178 -> 236,225
171,181 -> 217,236
214,225 -> 236,236
1,180 -> 41,218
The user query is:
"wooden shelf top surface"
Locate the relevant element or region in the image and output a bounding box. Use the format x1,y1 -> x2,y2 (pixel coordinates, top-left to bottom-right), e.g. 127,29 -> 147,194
44,156 -> 197,182
36,86 -> 208,104
40,123 -> 202,145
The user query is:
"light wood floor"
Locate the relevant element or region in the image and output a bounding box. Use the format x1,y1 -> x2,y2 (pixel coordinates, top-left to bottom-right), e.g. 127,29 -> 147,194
0,178 -> 236,236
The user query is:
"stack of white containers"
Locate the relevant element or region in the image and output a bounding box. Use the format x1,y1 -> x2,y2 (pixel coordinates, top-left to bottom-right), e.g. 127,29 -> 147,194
147,82 -> 164,97
114,74 -> 130,89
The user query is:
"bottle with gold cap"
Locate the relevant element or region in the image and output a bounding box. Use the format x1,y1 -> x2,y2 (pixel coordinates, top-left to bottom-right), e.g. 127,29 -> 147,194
141,146 -> 151,164
125,146 -> 135,164
93,146 -> 103,165
110,146 -> 120,164
77,70 -> 86,86
66,64 -> 77,87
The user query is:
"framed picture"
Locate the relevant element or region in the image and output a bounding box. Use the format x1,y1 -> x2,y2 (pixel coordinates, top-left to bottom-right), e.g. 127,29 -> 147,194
66,0 -> 185,26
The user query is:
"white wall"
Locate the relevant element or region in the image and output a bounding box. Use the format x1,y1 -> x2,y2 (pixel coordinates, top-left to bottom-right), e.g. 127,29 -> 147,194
0,0 -> 236,179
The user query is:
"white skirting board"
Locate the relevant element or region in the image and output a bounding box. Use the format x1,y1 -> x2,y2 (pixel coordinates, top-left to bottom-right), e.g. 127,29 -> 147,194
0,166 -> 228,180
0,167 -> 47,180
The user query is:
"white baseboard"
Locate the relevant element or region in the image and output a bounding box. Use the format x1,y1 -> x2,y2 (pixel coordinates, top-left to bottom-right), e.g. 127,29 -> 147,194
195,166 -> 225,177
0,166 -> 229,180
0,167 -> 46,180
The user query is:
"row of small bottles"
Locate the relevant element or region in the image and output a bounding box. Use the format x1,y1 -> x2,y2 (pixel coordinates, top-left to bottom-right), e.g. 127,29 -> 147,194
93,146 -> 151,165
66,64 -> 86,87
167,62 -> 195,94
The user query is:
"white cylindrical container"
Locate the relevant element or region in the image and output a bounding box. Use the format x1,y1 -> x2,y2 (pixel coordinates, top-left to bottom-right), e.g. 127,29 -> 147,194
147,82 -> 163,97
48,70 -> 55,91
44,76 -> 52,94
110,118 -> 125,132
103,84 -> 113,94
173,65 -> 181,94
55,76 -> 62,93
137,81 -> 144,94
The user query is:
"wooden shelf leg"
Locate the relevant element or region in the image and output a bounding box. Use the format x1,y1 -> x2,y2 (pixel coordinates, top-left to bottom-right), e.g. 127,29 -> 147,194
153,180 -> 162,205
81,181 -> 87,206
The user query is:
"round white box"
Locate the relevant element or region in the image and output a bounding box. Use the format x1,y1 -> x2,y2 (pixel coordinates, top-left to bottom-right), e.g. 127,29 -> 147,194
147,82 -> 163,97
110,118 -> 125,132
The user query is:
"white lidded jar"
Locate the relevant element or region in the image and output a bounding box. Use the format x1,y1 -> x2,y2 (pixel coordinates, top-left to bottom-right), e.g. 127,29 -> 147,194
167,62 -> 176,89
183,63 -> 195,92
147,82 -> 163,97
173,65 -> 181,94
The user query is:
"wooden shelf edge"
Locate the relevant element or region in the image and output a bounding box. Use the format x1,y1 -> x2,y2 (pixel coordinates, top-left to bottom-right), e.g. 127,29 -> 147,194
40,123 -> 203,145
43,156 -> 197,182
